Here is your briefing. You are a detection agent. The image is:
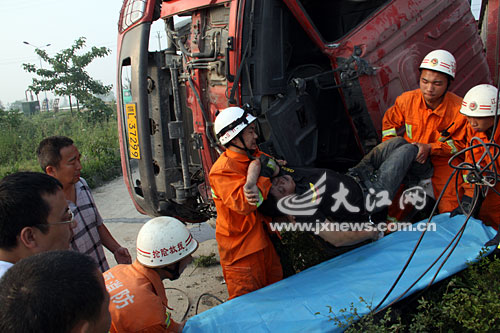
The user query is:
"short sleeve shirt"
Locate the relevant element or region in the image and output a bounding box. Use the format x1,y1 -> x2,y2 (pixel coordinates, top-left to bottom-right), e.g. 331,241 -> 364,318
69,178 -> 109,272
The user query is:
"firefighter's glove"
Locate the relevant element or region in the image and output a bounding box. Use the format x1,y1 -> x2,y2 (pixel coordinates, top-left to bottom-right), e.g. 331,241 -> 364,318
449,195 -> 477,218
485,229 -> 500,248
259,155 -> 279,178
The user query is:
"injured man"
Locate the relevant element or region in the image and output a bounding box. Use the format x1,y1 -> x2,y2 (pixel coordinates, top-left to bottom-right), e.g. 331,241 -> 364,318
244,137 -> 433,249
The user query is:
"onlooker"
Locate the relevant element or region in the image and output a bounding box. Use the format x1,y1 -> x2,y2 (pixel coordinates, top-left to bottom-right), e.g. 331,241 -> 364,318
0,171 -> 74,278
209,106 -> 283,299
382,49 -> 467,215
37,136 -> 131,271
0,250 -> 111,333
104,216 -> 197,333
451,84 -> 500,232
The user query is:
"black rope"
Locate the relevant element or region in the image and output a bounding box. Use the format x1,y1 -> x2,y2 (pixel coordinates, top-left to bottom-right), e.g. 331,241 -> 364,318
373,135 -> 500,313
195,293 -> 225,315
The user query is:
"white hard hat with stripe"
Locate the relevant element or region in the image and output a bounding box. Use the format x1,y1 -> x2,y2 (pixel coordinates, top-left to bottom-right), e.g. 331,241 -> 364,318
460,84 -> 498,117
420,49 -> 456,79
136,216 -> 198,268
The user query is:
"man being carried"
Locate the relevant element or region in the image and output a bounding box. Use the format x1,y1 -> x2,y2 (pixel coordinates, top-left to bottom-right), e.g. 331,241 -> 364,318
250,137 -> 432,249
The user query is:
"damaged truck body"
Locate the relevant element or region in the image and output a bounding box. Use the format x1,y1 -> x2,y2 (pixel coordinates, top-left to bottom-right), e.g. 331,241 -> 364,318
116,0 -> 497,221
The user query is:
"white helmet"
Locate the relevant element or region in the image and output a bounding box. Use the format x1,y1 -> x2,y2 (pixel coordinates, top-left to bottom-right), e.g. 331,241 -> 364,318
420,49 -> 456,79
214,107 -> 256,145
460,84 -> 498,117
136,216 -> 198,268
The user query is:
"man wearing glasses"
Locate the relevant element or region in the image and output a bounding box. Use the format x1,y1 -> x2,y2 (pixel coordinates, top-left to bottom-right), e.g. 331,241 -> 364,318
0,171 -> 76,278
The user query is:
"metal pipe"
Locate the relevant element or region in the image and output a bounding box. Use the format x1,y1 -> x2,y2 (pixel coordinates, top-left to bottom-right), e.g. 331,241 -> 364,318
169,59 -> 192,192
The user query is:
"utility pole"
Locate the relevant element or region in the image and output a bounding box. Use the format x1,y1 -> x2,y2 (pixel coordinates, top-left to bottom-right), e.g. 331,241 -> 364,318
23,41 -> 51,111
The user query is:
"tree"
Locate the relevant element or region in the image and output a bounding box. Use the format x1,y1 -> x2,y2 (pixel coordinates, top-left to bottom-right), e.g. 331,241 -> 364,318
22,37 -> 112,114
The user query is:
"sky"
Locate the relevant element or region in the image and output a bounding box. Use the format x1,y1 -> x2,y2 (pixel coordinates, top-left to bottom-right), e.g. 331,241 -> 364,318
0,0 -> 483,107
0,0 -> 127,106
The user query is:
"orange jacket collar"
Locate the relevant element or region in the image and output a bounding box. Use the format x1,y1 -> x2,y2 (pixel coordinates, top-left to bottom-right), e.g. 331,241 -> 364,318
131,260 -> 169,308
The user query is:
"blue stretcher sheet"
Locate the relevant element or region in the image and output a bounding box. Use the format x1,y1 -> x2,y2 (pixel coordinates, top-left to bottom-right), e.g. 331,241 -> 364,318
184,214 -> 496,332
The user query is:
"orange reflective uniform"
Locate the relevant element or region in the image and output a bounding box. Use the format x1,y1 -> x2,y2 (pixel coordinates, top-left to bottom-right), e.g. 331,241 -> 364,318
209,148 -> 282,299
382,89 -> 467,213
104,261 -> 182,333
461,124 -> 500,229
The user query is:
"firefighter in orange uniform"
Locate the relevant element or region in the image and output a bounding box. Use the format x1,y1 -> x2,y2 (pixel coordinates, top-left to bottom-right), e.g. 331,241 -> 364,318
451,84 -> 500,234
209,106 -> 283,300
382,49 -> 467,214
104,217 -> 198,332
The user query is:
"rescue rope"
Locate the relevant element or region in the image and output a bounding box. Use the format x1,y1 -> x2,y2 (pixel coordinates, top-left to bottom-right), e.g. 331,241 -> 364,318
195,293 -> 225,315
372,135 -> 500,314
164,287 -> 191,322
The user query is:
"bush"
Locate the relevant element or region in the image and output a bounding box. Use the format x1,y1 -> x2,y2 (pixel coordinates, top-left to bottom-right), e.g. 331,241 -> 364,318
0,107 -> 121,188
320,252 -> 500,332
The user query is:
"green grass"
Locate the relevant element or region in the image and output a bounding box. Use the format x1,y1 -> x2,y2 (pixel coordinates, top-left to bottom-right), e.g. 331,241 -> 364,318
0,108 -> 121,188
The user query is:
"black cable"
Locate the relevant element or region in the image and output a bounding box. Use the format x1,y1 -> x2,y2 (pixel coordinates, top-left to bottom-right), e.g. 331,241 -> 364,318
371,169 -> 452,312
195,293 -> 225,315
164,287 -> 191,322
373,188 -> 481,315
373,136 -> 500,313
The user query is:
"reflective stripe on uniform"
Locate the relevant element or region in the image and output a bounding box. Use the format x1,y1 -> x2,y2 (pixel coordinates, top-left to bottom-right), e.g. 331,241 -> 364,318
405,123 -> 413,139
382,128 -> 397,138
309,182 -> 318,203
463,173 -> 469,183
445,139 -> 458,154
266,159 -> 277,172
211,188 -> 218,199
256,191 -> 264,208
387,216 -> 400,223
165,311 -> 171,328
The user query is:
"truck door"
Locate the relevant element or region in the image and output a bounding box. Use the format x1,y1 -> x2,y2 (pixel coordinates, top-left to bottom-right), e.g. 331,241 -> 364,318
283,0 -> 491,153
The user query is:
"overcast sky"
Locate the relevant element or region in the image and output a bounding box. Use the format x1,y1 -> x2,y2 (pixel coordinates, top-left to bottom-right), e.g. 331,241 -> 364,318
0,0 -> 483,107
0,0 -> 125,106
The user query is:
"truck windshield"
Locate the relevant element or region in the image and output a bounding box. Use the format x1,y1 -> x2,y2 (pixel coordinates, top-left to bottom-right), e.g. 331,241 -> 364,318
297,0 -> 389,42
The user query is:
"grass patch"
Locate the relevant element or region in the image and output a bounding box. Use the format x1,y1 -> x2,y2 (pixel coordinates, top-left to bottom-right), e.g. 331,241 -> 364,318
0,107 -> 121,188
193,253 -> 219,267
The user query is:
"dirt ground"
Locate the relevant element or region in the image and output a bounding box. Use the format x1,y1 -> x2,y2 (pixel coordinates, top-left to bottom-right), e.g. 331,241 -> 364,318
92,177 -> 228,322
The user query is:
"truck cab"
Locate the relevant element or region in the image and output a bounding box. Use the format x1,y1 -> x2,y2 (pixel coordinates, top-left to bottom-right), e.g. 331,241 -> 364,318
116,0 -> 494,220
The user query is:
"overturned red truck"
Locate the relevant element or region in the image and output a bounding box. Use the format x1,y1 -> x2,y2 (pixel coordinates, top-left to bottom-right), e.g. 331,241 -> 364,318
115,0 -> 498,221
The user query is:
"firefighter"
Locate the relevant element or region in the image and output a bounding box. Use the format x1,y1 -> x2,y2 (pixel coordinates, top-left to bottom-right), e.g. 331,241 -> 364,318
104,217 -> 198,333
209,106 -> 283,300
382,49 -> 467,215
451,84 -> 500,236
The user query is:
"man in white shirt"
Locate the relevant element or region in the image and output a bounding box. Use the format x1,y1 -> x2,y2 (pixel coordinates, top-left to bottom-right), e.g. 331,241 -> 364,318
0,172 -> 75,277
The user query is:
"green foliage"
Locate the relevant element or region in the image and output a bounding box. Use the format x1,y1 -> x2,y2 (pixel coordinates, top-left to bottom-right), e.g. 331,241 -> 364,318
316,298 -> 404,333
278,230 -> 350,273
22,37 -> 112,113
0,109 -> 121,188
193,253 -> 219,267
79,97 -> 115,123
316,253 -> 500,332
407,252 -> 500,332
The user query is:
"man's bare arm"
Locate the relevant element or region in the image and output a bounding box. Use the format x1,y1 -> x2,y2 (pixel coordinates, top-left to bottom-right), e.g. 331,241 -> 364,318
244,159 -> 261,205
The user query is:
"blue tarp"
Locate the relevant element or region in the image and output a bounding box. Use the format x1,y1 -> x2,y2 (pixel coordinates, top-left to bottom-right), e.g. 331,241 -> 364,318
184,214 -> 496,332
